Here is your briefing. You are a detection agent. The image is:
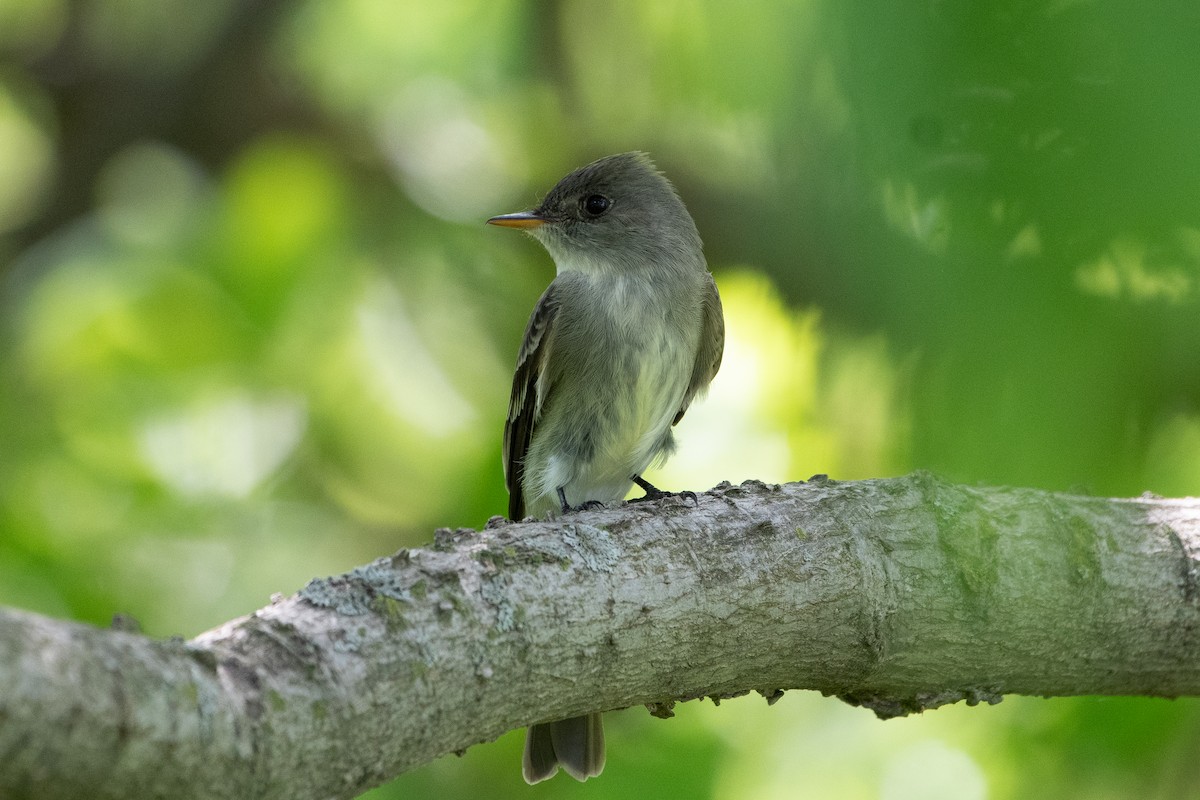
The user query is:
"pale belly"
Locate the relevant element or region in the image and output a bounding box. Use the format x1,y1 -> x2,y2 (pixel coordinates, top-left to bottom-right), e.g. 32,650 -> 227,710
523,331 -> 693,515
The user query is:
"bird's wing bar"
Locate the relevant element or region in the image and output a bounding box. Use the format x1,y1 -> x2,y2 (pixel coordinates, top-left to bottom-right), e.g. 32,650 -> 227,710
504,284 -> 560,519
673,273 -> 724,427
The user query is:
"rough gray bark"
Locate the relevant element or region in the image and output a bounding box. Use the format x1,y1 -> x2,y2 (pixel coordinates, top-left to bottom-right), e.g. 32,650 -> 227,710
2,473 -> 1199,800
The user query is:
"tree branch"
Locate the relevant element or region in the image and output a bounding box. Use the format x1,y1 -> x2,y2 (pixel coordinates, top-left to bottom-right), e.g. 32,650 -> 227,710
3,473 -> 1199,799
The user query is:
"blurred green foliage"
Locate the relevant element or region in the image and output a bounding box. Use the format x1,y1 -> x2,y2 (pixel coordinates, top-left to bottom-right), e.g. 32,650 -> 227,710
2,1 -> 1199,798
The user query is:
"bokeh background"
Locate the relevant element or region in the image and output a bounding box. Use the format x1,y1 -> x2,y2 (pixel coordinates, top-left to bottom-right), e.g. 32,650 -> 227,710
3,1 -> 1200,798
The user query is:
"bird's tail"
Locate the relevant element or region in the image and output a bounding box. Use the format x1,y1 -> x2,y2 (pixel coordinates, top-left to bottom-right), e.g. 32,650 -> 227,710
522,713 -> 605,783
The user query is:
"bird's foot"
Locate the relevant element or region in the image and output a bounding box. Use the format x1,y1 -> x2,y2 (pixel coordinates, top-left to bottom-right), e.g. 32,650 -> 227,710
628,476 -> 698,506
557,487 -> 605,514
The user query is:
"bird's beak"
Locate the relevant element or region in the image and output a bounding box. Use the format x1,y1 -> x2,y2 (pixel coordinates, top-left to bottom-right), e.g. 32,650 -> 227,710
486,211 -> 548,230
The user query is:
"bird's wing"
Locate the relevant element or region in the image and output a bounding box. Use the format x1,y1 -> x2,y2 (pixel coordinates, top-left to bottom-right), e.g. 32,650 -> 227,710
673,273 -> 724,426
504,284 -> 560,520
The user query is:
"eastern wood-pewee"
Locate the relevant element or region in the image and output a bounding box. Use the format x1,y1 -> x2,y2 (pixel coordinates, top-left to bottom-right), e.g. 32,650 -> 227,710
488,151 -> 724,783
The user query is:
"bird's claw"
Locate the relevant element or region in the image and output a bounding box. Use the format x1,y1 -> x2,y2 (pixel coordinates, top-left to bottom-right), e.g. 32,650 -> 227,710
557,486 -> 605,514
629,476 -> 698,506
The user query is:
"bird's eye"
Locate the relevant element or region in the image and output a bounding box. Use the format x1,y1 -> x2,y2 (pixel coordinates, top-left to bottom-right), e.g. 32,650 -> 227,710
581,194 -> 611,217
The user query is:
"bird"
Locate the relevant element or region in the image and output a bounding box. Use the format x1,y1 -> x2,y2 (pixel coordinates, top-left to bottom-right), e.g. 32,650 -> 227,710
487,152 -> 724,783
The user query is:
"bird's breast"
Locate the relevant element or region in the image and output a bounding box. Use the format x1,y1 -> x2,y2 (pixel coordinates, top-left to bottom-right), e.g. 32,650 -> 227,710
521,270 -> 705,512
555,277 -> 697,452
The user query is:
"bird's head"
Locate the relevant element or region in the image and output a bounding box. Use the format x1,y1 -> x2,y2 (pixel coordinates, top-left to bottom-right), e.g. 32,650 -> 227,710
488,152 -> 703,275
